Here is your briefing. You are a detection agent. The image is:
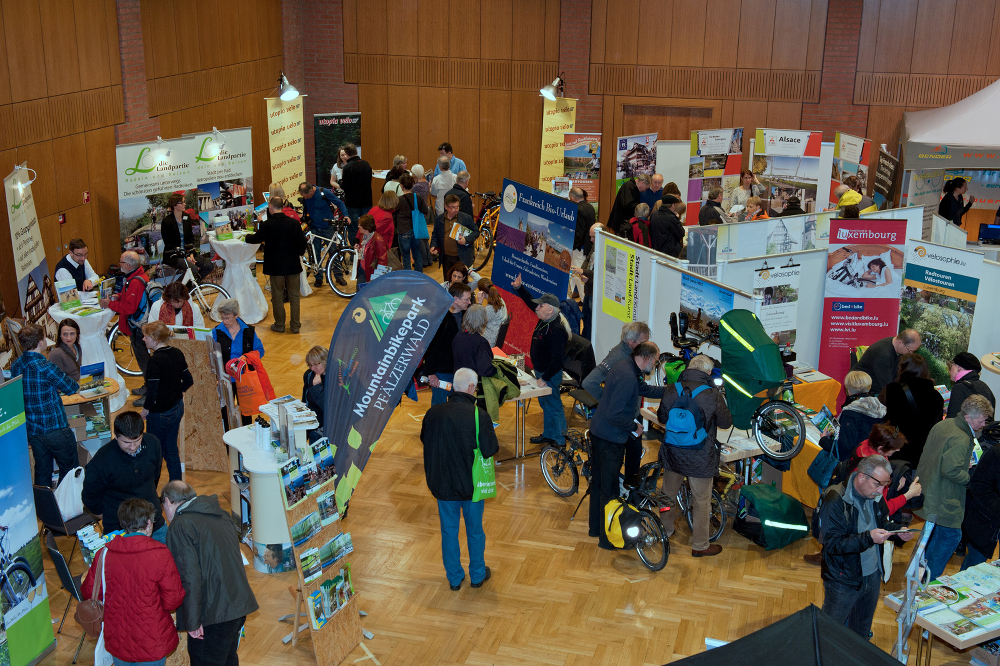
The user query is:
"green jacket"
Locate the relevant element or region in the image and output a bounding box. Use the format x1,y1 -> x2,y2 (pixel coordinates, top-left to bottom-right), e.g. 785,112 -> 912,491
480,359 -> 521,423
915,417 -> 975,529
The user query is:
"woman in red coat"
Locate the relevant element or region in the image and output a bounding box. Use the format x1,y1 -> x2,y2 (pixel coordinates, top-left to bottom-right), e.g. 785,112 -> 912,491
357,214 -> 388,282
81,498 -> 185,665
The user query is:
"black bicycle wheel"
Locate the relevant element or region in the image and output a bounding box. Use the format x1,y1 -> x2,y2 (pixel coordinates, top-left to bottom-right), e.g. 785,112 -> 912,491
677,483 -> 726,543
107,323 -> 143,377
471,225 -> 493,272
539,445 -> 578,497
635,509 -> 669,571
326,248 -> 359,298
753,400 -> 807,460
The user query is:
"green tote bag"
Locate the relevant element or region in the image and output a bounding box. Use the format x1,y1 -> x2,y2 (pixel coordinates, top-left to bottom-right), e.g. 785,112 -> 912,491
471,406 -> 497,501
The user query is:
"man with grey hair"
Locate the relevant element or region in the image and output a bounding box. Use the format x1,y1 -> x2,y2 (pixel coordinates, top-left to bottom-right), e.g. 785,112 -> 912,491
640,172 -> 664,210
162,480 -> 258,666
917,394 -> 996,580
852,328 -> 922,396
446,170 -> 473,217
420,368 -> 499,590
820,455 -> 913,637
430,156 -> 456,216
101,250 -> 151,404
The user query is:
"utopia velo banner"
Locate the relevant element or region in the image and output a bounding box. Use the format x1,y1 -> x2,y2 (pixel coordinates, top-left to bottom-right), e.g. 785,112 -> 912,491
323,272 -> 453,511
267,98 -> 306,204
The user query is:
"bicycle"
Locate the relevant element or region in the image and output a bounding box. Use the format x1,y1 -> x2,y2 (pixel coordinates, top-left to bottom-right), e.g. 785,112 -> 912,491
107,251 -> 230,377
471,191 -> 500,271
0,525 -> 36,615
302,219 -> 359,299
673,459 -> 753,543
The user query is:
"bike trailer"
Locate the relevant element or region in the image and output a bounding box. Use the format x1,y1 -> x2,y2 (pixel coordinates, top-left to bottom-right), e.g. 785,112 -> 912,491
734,484 -> 809,551
717,309 -> 786,430
604,498 -> 643,549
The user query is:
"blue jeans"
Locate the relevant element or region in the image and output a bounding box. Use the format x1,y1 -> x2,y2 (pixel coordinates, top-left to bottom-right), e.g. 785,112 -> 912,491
925,524 -> 963,581
431,372 -> 453,406
150,523 -> 168,545
397,232 -> 423,272
823,571 -> 881,637
113,658 -> 166,666
534,370 -> 566,445
347,207 -> 369,243
437,499 -> 486,586
962,543 -> 995,570
147,400 -> 184,481
28,428 -> 77,487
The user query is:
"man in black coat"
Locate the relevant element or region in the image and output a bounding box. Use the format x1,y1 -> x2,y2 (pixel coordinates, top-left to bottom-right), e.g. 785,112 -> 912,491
851,329 -> 921,396
420,367 -> 500,590
648,194 -> 685,257
698,187 -> 729,226
962,443 -> 1000,569
339,142 -> 373,239
422,282 -> 473,406
588,342 -> 659,549
246,196 -> 307,333
570,187 -> 597,254
446,171 -> 474,217
608,176 -> 647,236
947,352 -> 996,419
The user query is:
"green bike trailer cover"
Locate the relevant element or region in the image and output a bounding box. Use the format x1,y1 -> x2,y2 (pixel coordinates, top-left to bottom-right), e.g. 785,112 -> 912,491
718,309 -> 786,429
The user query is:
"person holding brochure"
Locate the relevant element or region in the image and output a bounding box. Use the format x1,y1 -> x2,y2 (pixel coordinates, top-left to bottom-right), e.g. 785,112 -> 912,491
431,194 -> 479,280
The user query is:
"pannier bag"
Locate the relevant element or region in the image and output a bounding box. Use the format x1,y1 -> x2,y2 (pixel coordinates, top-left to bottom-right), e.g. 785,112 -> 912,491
604,498 -> 643,549
734,484 -> 809,550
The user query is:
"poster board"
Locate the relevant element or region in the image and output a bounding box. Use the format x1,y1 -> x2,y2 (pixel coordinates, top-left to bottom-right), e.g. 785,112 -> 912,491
183,127 -> 255,234
313,112 -> 359,193
832,132 -> 872,204
751,128 -> 824,215
686,127 -> 743,223
4,164 -> 56,339
615,133 -> 657,193
171,337 -> 227,473
969,259 -> 1000,401
655,140 -> 690,216
564,133 -> 601,215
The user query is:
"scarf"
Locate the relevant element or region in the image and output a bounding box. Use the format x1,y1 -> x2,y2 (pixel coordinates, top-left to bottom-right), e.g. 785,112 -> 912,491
158,300 -> 194,326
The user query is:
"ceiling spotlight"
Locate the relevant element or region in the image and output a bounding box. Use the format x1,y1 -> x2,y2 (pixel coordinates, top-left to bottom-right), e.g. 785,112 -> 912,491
212,126 -> 227,152
157,135 -> 172,157
540,74 -> 565,101
278,70 -> 300,101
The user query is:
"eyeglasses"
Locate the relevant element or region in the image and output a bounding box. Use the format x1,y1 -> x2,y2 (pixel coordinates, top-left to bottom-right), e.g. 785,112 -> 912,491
862,472 -> 890,488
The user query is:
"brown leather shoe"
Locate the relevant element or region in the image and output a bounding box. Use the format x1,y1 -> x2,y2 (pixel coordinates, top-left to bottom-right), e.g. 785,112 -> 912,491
803,552 -> 823,566
692,544 -> 723,557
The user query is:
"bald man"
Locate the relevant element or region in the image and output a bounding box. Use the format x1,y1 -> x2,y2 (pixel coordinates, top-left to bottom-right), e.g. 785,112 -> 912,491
640,173 -> 664,210
101,251 -> 152,400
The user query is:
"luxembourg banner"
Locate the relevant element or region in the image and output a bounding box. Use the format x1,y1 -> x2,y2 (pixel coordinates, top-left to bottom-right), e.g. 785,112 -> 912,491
900,240 -> 983,386
752,128 -> 823,216
687,127 -> 743,223
323,272 -> 453,511
615,133 -> 657,193
4,164 -> 56,339
818,218 -> 907,389
563,133 -> 601,214
267,98 -> 306,205
539,98 -> 576,192
184,127 -> 255,231
0,377 -> 53,666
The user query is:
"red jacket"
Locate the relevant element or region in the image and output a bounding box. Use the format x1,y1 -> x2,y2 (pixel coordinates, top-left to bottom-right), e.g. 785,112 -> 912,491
81,534 -> 185,662
361,232 -> 388,281
370,206 -> 395,243
107,267 -> 148,335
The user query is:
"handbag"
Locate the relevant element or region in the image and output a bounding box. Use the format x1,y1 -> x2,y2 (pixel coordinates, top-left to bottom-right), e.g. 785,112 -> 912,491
387,247 -> 403,271
75,549 -> 106,638
54,467 -> 85,520
471,407 -> 496,501
807,434 -> 840,489
411,193 -> 429,240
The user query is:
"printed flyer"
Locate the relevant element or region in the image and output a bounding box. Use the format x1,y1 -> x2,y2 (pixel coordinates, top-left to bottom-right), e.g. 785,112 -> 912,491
615,133 -> 657,193
687,127 -> 743,223
818,218 -> 907,387
900,241 -> 983,386
601,238 -> 637,324
752,128 -> 823,216
539,97 -> 576,192
753,262 -> 801,349
832,132 -> 872,205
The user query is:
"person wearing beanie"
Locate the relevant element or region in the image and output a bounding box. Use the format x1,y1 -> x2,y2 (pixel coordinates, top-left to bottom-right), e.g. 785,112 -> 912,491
948,352 -> 996,419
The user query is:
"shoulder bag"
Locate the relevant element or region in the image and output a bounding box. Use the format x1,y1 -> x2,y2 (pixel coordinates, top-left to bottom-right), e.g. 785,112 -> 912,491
411,193 -> 429,240
471,406 -> 496,501
807,434 -> 840,489
75,549 -> 106,638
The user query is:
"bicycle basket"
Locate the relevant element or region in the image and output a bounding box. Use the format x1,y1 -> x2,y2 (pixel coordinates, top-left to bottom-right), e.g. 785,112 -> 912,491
718,309 -> 786,430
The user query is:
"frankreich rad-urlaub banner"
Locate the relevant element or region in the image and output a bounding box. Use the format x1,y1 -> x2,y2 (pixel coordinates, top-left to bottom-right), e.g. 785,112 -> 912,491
323,272 -> 453,511
818,218 -> 908,388
4,164 -> 56,339
314,113 -> 361,189
266,98 -> 306,204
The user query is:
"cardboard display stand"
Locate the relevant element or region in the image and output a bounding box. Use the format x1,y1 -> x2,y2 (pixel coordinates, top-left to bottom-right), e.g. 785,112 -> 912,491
171,336 -> 229,473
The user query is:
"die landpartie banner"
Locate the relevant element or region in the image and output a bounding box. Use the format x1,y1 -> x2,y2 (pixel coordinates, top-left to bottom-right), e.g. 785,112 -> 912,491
539,98 -> 576,192
184,127 -> 255,234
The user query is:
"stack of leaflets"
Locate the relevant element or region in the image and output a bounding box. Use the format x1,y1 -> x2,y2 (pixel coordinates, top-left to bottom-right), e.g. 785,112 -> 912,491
77,524 -> 123,566
56,280 -> 81,309
78,363 -> 106,392
810,405 -> 839,439
306,565 -> 356,630
213,216 -> 234,241
65,304 -> 104,317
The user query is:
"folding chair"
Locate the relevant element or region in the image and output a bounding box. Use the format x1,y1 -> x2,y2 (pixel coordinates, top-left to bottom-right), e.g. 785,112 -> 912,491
33,485 -> 98,565
43,530 -> 87,663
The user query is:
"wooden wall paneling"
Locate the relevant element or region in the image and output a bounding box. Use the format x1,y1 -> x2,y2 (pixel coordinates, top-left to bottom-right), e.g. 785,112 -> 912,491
388,3 -> 419,57
910,0 -> 955,75
481,0 -> 513,61
544,0 -> 560,63
260,0 -> 284,59
670,0 -> 707,67
197,0 -> 221,71
873,0 -> 916,73
417,86 -> 449,171
172,0 -> 202,74
948,0 -> 996,76
0,6 -> 9,105
48,93 -> 84,139
449,0 -> 481,59
144,1 -> 179,79
74,0 -> 113,91
638,0 -> 673,66
236,0 -> 258,64
0,106 -> 14,151
85,127 -> 120,274
356,0 -> 388,55
702,0 -> 740,68
720,99 -> 734,129
988,1 -> 1000,76
448,88 -> 480,186
139,0 -> 156,107
602,0 -> 640,65
418,2 -> 448,58
3,0 -> 49,102
598,94 -> 616,219
58,204 -> 95,259
590,0 -> 608,65
805,0 -> 828,71
737,0 -> 777,69
387,86 -> 420,170
865,105 -> 905,158
478,90 -> 511,197
104,0 -> 121,85
855,0 -> 881,72
510,0 -> 547,62
15,141 -> 57,218
765,101 -> 801,129
731,100 -> 769,144
620,99 -> 718,139
37,214 -> 63,280
358,84 -> 390,174
508,90 -> 542,187
770,0 -> 811,70
51,133 -> 90,214
342,0 -> 358,53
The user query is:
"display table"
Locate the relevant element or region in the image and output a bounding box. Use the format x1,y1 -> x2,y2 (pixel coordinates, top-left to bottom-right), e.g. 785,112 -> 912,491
981,353 -> 1000,376
48,305 -> 126,412
223,425 -> 293,573
793,377 -> 843,415
496,369 -> 552,464
208,232 -> 268,324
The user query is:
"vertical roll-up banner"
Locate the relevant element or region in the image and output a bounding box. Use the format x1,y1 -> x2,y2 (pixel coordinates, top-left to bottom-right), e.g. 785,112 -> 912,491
0,377 -> 53,666
563,133 -> 601,215
539,98 -> 576,192
615,133 -> 657,193
688,127 -> 744,223
313,112 -> 361,189
266,97 -> 306,206
752,129 -> 823,216
818,218 -> 908,389
832,132 -> 872,207
323,272 -> 454,511
872,150 -> 900,210
5,164 -> 55,338
753,262 -> 801,352
184,127 -> 255,233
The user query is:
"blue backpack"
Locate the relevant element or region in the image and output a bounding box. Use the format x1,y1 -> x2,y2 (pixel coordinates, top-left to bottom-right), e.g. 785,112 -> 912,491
123,274 -> 162,329
663,382 -> 709,448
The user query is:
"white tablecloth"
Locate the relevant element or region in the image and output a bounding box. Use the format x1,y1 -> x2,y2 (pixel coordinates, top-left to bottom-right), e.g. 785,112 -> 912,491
208,232 -> 269,324
47,305 -> 126,412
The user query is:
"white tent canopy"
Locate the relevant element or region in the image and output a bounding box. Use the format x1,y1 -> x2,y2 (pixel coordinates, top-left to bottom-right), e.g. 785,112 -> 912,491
903,78 -> 1000,169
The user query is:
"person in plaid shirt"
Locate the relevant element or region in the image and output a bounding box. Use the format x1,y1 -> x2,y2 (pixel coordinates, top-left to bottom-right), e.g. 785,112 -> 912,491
11,323 -> 79,487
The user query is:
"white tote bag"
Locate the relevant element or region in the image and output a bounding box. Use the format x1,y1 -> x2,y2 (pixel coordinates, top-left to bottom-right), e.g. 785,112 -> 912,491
54,467 -> 85,520
93,552 -> 114,666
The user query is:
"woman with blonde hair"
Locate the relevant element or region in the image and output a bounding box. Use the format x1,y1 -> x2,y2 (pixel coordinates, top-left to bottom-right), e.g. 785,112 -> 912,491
836,370 -> 886,461
476,278 -> 508,346
268,182 -> 300,221
140,321 -> 193,480
369,190 -> 399,245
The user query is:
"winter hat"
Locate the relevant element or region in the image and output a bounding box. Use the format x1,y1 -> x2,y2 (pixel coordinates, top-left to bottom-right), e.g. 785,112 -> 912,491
952,352 -> 981,373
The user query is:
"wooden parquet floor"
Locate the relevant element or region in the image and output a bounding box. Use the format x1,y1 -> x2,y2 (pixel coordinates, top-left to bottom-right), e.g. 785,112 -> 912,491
37,260 -> 973,666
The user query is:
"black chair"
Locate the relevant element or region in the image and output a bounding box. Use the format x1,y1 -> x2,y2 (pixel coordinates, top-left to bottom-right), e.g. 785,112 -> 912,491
494,317 -> 511,350
33,485 -> 98,565
561,334 -> 598,419
43,530 -> 87,663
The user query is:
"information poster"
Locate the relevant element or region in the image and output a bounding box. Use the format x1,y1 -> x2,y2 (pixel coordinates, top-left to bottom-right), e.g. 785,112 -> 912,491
872,149 -> 900,210
832,132 -> 872,203
752,129 -> 823,216
753,262 -> 801,350
679,273 -> 734,337
615,133 -> 657,193
313,112 -> 360,190
4,164 -> 55,339
818,218 -> 907,386
0,377 -> 52,666
539,98 -> 576,192
687,128 -> 743,223
900,241 -> 983,386
185,127 -> 255,234
601,238 -> 637,323
266,98 -> 306,204
563,133 -> 601,215
903,168 -> 945,231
